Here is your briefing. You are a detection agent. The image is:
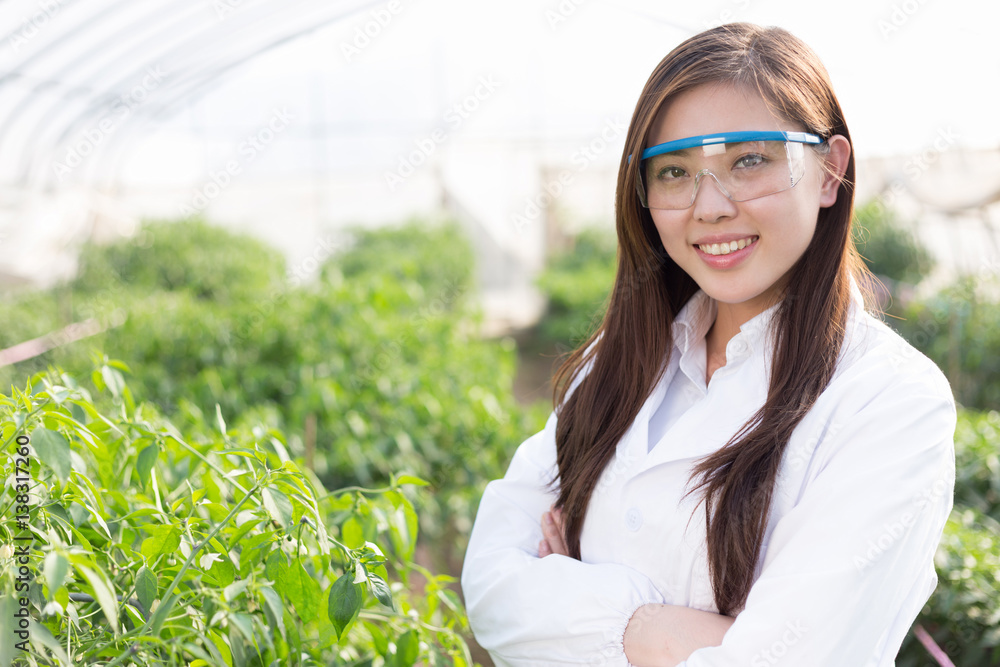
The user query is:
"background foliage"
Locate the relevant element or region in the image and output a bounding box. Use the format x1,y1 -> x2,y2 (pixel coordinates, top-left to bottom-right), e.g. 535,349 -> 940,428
1,206 -> 997,665
0,219 -> 549,583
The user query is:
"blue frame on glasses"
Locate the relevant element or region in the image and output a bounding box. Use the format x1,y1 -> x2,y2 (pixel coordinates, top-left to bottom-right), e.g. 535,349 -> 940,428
629,130 -> 824,163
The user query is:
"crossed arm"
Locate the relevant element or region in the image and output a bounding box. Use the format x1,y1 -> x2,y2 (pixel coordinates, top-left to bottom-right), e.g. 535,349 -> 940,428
540,506 -> 735,667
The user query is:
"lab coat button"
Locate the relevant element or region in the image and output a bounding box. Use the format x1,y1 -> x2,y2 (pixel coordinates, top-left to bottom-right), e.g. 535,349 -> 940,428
625,507 -> 643,532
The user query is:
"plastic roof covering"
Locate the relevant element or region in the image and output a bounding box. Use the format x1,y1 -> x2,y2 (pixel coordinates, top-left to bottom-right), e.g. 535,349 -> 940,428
0,0 -> 384,190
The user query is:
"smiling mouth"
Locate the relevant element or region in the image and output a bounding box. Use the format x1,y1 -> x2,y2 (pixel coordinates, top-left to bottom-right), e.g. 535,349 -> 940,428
695,236 -> 758,256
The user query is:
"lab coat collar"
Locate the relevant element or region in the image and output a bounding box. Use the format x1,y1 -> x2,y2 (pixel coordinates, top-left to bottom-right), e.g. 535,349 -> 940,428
670,288 -> 784,360
624,274 -> 867,477
669,274 -> 865,360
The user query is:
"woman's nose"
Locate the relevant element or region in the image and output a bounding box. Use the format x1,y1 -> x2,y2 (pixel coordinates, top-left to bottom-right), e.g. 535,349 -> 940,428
691,170 -> 738,222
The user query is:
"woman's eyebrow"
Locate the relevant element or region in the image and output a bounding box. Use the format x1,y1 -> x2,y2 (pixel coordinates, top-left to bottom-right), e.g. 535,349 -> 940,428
652,147 -> 693,157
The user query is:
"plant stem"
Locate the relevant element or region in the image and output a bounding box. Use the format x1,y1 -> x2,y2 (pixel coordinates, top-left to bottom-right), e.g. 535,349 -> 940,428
137,476 -> 265,637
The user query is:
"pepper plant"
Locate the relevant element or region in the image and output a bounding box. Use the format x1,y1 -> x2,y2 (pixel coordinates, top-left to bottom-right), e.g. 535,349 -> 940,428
0,361 -> 473,666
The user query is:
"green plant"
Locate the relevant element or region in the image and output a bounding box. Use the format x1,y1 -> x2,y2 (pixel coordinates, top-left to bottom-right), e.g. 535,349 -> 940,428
853,200 -> 935,286
0,363 -> 474,666
898,508 -> 1000,667
0,218 -> 548,582
535,228 -> 617,351
71,218 -> 286,304
892,274 -> 1000,411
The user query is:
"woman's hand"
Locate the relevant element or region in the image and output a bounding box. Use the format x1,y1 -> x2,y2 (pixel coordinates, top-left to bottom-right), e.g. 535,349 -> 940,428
537,505 -> 734,665
538,504 -> 568,557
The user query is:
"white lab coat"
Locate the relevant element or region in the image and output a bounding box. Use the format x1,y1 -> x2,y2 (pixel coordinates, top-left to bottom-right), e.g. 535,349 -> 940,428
461,278 -> 957,667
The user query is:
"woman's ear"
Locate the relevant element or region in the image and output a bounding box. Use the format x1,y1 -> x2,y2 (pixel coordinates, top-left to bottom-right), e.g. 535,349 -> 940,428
818,135 -> 851,208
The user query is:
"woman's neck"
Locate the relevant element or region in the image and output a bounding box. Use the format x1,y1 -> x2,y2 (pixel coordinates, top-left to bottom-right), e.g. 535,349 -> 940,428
704,295 -> 778,385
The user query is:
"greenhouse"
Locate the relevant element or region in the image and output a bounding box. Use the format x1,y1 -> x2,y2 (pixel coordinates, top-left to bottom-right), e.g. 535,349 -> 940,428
0,1 -> 998,665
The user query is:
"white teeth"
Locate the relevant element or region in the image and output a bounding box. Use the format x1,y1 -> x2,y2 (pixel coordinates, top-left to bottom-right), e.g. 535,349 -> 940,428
698,236 -> 756,256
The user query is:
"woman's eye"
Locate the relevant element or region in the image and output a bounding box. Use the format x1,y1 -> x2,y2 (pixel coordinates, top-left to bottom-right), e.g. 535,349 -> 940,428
656,166 -> 687,179
735,154 -> 766,169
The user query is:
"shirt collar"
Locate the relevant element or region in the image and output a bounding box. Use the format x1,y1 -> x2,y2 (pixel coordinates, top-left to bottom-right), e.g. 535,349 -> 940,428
670,289 -> 782,356
670,274 -> 866,356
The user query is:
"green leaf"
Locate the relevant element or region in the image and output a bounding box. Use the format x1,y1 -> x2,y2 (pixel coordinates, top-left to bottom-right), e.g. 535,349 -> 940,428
224,579 -> 250,603
262,487 -> 292,528
28,620 -> 70,665
265,550 -> 285,583
341,517 -> 364,549
75,563 -> 119,632
364,620 -> 389,656
32,427 -> 71,484
394,474 -> 429,487
227,517 -> 263,547
328,572 -> 362,641
259,586 -> 285,640
141,524 -> 182,561
44,552 -> 69,593
386,490 -> 419,560
368,573 -> 393,610
101,365 -> 125,399
150,593 -> 177,636
206,630 -> 233,667
135,565 -> 158,612
215,404 -> 227,436
282,559 -> 320,624
0,595 -> 17,667
136,442 -> 159,489
396,629 -> 420,667
207,554 -> 236,587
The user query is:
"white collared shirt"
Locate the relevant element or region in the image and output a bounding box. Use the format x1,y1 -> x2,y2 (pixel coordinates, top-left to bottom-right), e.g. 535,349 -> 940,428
461,279 -> 957,667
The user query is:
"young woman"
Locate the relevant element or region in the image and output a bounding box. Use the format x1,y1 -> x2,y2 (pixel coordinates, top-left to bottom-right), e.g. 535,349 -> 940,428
460,22 -> 956,667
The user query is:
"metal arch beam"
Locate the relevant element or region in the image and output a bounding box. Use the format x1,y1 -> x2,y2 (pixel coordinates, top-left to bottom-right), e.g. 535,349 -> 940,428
0,0 -> 198,163
4,0 -> 293,179
0,0 -> 97,74
35,0 -> 385,190
15,0 -> 373,186
90,1 -> 382,195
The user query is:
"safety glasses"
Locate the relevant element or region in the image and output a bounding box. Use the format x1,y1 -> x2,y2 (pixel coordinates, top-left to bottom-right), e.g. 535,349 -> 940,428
632,131 -> 825,210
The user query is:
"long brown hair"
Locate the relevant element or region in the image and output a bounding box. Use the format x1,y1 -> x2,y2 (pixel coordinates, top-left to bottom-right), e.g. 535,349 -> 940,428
548,23 -> 879,616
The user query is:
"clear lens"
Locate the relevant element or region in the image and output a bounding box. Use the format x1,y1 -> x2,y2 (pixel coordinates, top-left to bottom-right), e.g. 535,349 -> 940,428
638,140 -> 807,210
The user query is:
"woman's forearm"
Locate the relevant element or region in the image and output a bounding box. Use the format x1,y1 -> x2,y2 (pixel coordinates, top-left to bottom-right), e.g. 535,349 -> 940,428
624,603 -> 736,667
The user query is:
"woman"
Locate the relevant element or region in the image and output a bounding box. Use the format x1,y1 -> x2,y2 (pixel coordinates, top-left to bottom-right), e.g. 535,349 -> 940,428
460,22 -> 956,667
